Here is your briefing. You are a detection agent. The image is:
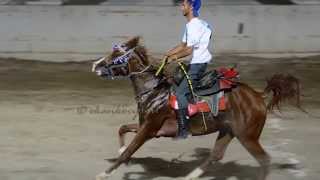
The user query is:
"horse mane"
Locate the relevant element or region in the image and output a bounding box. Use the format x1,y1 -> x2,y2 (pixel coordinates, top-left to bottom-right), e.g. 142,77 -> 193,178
124,36 -> 141,50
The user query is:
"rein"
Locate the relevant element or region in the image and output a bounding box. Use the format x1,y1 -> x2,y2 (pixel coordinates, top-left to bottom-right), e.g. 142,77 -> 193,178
128,65 -> 152,77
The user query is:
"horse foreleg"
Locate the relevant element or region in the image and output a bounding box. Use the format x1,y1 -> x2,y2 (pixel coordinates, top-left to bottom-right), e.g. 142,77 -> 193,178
96,123 -> 152,180
184,132 -> 234,180
238,138 -> 271,180
118,123 -> 139,155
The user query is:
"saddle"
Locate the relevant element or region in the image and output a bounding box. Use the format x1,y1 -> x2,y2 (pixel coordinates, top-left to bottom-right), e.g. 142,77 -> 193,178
170,66 -> 239,117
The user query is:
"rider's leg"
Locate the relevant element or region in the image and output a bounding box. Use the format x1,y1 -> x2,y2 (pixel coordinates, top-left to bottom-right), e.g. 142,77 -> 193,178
175,77 -> 190,139
188,63 -> 208,88
174,63 -> 208,139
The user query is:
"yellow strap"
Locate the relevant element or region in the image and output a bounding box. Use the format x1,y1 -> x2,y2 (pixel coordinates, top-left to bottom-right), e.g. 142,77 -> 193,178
177,61 -> 196,99
155,57 -> 195,100
201,111 -> 208,131
155,56 -> 168,76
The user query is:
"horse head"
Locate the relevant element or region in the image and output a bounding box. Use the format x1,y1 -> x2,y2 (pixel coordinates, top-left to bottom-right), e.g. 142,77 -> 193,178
92,36 -> 150,79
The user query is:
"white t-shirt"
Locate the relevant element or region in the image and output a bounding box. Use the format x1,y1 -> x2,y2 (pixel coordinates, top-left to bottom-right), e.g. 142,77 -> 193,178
182,18 -> 213,64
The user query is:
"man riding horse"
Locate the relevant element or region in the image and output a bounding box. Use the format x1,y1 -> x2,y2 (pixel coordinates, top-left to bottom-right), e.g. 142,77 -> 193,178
91,0 -> 302,179
166,0 -> 213,139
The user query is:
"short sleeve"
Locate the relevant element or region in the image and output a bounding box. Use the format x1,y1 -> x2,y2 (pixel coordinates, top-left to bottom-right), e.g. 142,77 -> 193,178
185,24 -> 202,47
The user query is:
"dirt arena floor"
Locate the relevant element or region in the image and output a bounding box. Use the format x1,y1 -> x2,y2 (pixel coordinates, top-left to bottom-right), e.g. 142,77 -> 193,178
0,55 -> 319,180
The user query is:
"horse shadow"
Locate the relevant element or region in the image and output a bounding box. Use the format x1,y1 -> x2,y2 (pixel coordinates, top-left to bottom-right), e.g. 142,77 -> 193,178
106,148 -> 301,180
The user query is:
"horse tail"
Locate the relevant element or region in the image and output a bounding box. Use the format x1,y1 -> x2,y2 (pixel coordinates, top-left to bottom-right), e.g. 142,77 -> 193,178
263,73 -> 303,112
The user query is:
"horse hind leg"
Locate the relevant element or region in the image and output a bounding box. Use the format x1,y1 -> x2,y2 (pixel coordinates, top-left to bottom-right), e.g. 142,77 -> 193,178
237,137 -> 271,180
184,132 -> 234,180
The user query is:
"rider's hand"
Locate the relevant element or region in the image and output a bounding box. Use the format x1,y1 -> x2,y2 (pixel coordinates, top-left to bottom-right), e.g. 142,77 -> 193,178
162,55 -> 169,63
92,57 -> 106,72
167,55 -> 178,63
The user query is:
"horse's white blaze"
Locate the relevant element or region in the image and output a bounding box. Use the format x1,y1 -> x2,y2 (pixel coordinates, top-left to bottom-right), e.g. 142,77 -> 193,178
92,57 -> 106,72
91,65 -> 96,72
184,167 -> 204,180
118,146 -> 127,155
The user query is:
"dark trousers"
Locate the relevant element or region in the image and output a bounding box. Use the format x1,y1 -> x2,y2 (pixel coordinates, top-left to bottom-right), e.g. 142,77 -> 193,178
175,63 -> 207,109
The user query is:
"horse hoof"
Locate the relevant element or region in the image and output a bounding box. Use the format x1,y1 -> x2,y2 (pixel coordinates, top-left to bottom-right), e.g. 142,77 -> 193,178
95,172 -> 110,180
118,146 -> 127,155
184,167 -> 204,180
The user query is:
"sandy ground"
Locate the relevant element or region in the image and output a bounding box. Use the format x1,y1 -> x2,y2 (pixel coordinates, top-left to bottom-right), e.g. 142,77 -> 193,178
0,55 -> 319,180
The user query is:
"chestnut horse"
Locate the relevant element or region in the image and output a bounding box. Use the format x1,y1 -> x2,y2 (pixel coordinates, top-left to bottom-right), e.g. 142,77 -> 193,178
92,37 -> 301,180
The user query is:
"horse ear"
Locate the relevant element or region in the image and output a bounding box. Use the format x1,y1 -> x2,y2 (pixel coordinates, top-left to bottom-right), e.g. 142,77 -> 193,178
124,36 -> 141,49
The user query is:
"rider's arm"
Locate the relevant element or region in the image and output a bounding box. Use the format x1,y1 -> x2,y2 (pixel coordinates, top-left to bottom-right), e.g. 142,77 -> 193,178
168,46 -> 193,61
166,42 -> 187,57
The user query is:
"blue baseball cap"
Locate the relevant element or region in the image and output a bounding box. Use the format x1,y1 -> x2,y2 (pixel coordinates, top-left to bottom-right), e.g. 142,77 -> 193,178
187,0 -> 201,17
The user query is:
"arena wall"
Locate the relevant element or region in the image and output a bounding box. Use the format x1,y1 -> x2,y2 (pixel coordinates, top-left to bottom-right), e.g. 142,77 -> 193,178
0,5 -> 319,61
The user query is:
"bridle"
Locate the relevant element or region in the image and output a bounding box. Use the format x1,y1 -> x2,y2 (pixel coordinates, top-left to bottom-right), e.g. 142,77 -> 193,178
101,45 -> 153,79
93,43 -> 164,101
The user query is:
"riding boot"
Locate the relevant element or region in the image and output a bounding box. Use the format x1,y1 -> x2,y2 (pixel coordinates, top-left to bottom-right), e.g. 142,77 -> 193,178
176,108 -> 189,139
